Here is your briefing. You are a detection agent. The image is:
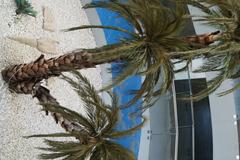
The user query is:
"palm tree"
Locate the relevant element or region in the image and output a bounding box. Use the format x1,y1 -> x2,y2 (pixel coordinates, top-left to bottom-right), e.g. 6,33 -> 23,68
2,0 -> 218,108
173,0 -> 240,100
25,70 -> 145,160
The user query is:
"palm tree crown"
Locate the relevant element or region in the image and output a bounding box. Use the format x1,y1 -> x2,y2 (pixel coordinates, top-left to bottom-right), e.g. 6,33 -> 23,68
174,0 -> 240,100
26,71 -> 145,160
66,0 -> 189,107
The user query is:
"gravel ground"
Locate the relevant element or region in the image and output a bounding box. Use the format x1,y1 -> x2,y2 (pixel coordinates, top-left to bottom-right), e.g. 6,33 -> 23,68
0,0 -> 102,159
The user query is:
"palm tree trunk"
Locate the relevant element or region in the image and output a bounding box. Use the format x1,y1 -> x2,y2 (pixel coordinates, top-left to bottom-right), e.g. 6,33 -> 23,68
2,49 -> 97,84
1,31 -> 221,93
33,84 -> 82,132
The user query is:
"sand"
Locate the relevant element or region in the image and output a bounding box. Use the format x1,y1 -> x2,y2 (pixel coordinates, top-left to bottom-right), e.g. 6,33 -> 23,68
0,0 -> 102,159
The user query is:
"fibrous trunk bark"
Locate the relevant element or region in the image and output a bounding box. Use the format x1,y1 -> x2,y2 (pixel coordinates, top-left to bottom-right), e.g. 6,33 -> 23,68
1,49 -> 107,95
2,49 -> 96,84
33,84 -> 82,132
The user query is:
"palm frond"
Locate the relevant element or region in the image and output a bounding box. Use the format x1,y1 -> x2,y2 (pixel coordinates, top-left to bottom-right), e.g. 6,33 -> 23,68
61,71 -> 114,131
24,133 -> 74,139
108,117 -> 146,138
101,140 -> 135,160
38,140 -> 93,160
63,25 -> 139,38
175,0 -> 240,41
180,52 -> 240,101
83,0 -> 144,36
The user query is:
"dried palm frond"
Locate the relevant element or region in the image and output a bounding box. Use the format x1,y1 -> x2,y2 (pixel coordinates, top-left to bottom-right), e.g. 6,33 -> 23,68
15,0 -> 37,17
64,0 -> 189,108
26,71 -> 145,160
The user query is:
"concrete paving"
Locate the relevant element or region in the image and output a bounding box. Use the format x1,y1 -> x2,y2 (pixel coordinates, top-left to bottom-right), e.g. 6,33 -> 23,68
0,0 -> 102,159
